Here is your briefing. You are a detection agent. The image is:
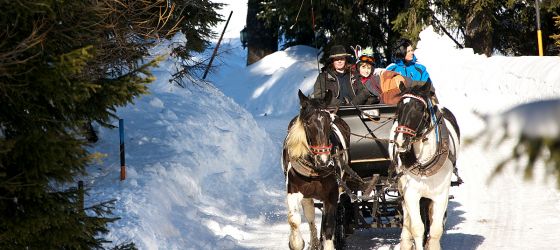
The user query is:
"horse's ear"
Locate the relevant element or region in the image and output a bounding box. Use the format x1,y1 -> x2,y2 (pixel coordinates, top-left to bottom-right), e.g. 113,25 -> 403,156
298,89 -> 309,108
399,81 -> 407,93
323,89 -> 333,105
420,81 -> 432,94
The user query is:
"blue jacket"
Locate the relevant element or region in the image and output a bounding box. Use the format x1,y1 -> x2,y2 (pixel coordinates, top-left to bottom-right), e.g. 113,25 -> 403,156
386,55 -> 431,83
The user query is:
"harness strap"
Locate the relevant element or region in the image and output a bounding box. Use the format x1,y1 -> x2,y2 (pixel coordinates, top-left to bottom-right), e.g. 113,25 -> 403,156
285,162 -> 292,188
427,98 -> 439,144
408,111 -> 450,176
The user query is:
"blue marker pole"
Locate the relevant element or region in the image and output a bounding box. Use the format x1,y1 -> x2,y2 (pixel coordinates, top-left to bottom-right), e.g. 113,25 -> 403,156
119,119 -> 126,181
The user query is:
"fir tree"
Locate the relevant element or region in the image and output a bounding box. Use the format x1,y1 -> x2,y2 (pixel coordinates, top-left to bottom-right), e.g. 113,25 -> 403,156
0,0 -> 221,247
550,15 -> 560,54
393,0 -> 560,56
258,0 -> 404,65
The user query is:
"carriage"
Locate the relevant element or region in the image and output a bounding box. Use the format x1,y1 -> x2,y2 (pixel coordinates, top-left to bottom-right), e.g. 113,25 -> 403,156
331,104 -> 403,247
283,87 -> 461,250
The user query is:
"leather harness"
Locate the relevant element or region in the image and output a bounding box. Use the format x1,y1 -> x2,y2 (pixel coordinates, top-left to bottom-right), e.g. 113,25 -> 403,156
287,119 -> 348,179
403,109 -> 457,177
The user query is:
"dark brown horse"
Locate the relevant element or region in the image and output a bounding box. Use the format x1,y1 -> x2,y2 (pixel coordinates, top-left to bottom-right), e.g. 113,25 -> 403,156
282,90 -> 350,250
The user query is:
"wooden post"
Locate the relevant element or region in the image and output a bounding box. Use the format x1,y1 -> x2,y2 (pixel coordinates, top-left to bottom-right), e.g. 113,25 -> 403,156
202,10 -> 233,79
119,119 -> 126,180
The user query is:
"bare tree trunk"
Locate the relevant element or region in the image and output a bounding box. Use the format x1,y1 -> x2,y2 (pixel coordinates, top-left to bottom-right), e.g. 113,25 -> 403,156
246,0 -> 278,65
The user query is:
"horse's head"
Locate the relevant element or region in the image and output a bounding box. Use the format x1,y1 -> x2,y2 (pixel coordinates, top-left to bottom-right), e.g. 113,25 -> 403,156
297,89 -> 335,166
393,82 -> 432,153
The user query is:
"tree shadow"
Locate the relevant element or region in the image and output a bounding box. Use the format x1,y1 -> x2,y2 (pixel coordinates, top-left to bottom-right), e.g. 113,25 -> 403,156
446,201 -> 466,230
441,233 -> 485,250
342,200 -> 485,249
441,200 -> 485,249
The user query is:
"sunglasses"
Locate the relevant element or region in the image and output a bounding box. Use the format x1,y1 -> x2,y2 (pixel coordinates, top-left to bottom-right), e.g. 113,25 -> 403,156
359,55 -> 375,64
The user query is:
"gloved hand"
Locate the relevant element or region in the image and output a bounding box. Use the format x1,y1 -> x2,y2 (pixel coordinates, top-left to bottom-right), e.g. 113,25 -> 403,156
370,94 -> 380,104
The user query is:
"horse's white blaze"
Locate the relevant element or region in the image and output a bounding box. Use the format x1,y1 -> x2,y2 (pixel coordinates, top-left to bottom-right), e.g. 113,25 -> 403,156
391,121 -> 407,152
402,98 -> 412,104
319,154 -> 329,163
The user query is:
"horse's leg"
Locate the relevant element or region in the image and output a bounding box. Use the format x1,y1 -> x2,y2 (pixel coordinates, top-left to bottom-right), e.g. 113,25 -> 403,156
302,198 -> 320,250
425,192 -> 450,250
400,200 -> 414,250
401,193 -> 424,250
287,192 -> 305,250
321,191 -> 338,250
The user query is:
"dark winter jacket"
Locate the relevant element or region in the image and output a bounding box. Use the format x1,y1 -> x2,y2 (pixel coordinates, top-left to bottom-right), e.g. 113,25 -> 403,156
353,74 -> 380,105
312,67 -> 368,106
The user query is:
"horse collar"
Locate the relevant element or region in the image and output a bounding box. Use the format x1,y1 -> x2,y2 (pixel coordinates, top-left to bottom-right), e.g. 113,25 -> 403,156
289,156 -> 334,178
406,117 -> 450,177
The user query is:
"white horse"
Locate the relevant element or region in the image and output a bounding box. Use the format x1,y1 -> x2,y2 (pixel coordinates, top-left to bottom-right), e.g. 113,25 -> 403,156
389,83 -> 460,250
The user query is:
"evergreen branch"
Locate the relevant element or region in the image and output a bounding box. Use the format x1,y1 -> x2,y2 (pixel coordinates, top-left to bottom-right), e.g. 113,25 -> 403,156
431,14 -> 464,49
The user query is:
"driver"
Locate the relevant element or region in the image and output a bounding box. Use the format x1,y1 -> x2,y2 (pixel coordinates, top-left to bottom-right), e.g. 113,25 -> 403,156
311,45 -> 371,106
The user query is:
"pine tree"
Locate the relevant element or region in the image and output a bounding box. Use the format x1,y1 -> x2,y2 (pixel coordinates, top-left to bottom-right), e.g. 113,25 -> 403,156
259,0 -> 404,65
393,0 -> 560,56
0,0 -> 221,247
246,0 -> 279,65
167,0 -> 224,85
553,15 -> 560,55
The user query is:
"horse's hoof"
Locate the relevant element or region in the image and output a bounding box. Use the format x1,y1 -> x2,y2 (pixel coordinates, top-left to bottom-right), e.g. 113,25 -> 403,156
289,240 -> 305,250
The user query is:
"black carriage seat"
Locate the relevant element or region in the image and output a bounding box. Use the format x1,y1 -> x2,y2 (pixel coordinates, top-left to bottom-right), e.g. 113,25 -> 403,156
335,104 -> 398,178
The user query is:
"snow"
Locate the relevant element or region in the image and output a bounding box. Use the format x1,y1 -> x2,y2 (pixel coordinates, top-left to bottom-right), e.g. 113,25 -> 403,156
84,1 -> 560,249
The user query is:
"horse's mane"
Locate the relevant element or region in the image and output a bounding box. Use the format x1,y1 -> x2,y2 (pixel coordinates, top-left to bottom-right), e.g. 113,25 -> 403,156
399,86 -> 430,98
285,117 -> 309,159
399,83 -> 431,100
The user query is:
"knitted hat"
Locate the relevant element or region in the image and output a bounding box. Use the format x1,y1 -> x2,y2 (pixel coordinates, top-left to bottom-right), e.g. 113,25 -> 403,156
328,45 -> 351,58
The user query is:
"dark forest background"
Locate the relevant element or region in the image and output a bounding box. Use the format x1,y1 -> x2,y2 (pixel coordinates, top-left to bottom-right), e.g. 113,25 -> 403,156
246,0 -> 560,66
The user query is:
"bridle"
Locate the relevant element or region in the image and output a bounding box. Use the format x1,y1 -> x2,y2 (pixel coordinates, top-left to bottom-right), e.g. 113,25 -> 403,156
309,144 -> 332,155
303,108 -> 335,156
394,93 -> 430,141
